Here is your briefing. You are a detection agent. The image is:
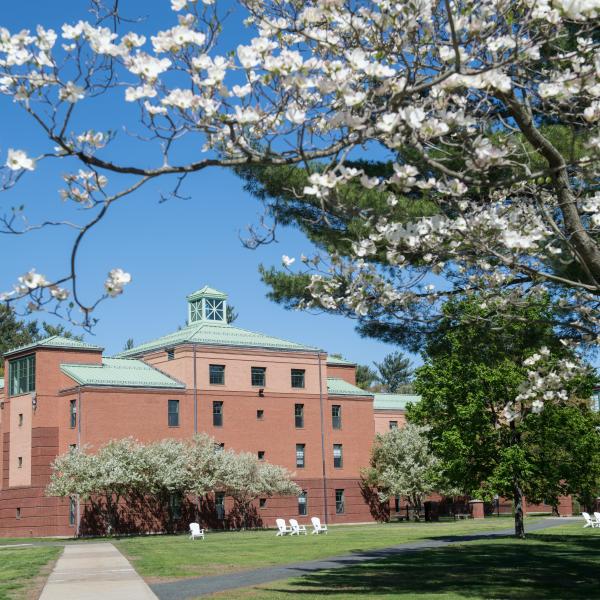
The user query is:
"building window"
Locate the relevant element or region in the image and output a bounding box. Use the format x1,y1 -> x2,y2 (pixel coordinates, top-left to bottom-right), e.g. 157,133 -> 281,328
251,367 -> 266,387
213,401 -> 223,427
69,497 -> 76,526
295,404 -> 304,428
9,354 -> 35,396
166,348 -> 175,361
214,442 -> 225,453
169,492 -> 182,520
209,364 -> 225,385
259,498 -> 267,508
296,444 -> 305,468
17,457 -> 23,468
70,399 -> 77,429
69,444 -> 77,452
291,369 -> 305,388
257,409 -> 264,420
168,399 -> 179,427
190,300 -> 202,322
394,495 -> 400,513
215,491 -> 225,520
389,421 -> 398,430
205,298 -> 225,321
335,489 -> 345,514
298,491 -> 308,516
333,444 -> 343,469
332,405 -> 342,429
18,413 -> 23,427
258,451 -> 265,461
16,507 -> 21,520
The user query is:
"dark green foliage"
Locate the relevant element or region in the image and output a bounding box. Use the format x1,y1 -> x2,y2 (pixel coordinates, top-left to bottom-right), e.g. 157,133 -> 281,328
373,351 -> 413,393
226,304 -> 239,324
355,364 -> 379,390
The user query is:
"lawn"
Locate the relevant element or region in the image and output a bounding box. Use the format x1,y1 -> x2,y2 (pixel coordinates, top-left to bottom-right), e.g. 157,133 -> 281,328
116,517 -> 534,581
0,545 -> 61,600
206,522 -> 599,600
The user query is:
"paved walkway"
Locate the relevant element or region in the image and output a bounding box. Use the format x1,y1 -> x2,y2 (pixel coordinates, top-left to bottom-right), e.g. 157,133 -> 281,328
151,518 -> 578,600
39,542 -> 158,600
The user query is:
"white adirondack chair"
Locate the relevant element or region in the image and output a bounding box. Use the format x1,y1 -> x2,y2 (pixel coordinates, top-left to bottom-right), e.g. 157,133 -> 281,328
276,518 -> 293,536
289,519 -> 307,535
189,522 -> 205,540
582,512 -> 598,528
594,512 -> 600,526
310,516 -> 329,535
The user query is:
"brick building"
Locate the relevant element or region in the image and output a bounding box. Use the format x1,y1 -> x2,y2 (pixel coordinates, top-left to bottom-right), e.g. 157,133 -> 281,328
0,286 -> 381,536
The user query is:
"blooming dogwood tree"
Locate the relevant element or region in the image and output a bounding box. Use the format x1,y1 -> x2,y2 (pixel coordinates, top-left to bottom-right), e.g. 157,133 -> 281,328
1,1 -> 600,401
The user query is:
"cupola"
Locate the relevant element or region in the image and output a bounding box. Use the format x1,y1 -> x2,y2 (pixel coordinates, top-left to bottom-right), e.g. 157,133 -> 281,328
187,286 -> 228,325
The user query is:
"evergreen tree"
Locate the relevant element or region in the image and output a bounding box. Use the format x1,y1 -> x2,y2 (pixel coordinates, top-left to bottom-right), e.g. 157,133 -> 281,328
373,352 -> 413,393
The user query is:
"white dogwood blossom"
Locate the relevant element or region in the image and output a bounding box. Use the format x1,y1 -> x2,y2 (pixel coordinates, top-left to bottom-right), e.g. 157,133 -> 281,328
5,149 -> 35,171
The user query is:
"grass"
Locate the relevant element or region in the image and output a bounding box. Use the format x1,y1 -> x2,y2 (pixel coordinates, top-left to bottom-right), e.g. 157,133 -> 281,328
115,518 -> 536,581
206,522 -> 599,600
0,546 -> 61,600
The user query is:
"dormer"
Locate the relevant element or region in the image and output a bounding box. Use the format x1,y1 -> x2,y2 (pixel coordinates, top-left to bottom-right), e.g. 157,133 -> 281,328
187,286 -> 228,325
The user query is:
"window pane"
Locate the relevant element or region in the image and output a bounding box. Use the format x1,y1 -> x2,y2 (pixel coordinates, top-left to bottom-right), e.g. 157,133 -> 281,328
298,492 -> 307,516
209,364 -> 225,385
206,299 -> 224,321
213,401 -> 223,426
389,421 -> 398,430
9,355 -> 35,396
251,367 -> 266,387
166,348 -> 175,361
168,399 -> 179,427
332,405 -> 342,429
70,399 -> 77,429
296,444 -> 305,468
190,300 -> 202,322
335,489 -> 345,514
291,369 -> 305,388
295,404 -> 304,428
333,444 -> 343,468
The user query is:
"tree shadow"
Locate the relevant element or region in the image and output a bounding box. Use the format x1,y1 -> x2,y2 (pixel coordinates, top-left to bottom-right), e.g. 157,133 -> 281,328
265,533 -> 600,599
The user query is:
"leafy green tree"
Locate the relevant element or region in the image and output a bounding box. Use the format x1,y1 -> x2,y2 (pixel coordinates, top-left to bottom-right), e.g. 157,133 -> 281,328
409,295 -> 596,538
355,364 -> 380,391
226,304 -> 238,324
373,352 -> 413,393
363,424 -> 441,517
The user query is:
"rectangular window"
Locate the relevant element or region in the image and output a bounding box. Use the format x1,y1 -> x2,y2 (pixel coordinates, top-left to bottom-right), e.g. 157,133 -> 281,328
335,489 -> 345,514
16,507 -> 21,520
166,348 -> 175,361
296,443 -> 305,468
251,367 -> 266,387
295,404 -> 304,428
18,413 -> 23,427
168,399 -> 179,427
169,492 -> 182,520
257,409 -> 264,420
214,442 -> 225,452
9,355 -> 35,396
298,491 -> 308,516
258,450 -> 265,461
291,369 -> 305,388
70,399 -> 77,429
332,405 -> 342,429
69,497 -> 76,526
394,495 -> 400,513
333,444 -> 343,469
213,401 -> 223,427
389,421 -> 398,430
17,457 -> 23,468
209,364 -> 225,385
259,498 -> 267,508
215,491 -> 225,520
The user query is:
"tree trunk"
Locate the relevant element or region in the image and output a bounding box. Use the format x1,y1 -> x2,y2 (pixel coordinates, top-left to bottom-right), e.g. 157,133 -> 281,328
513,481 -> 525,539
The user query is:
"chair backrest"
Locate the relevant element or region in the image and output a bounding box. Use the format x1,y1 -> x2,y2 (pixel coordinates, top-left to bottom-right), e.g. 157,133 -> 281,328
190,522 -> 201,535
594,512 -> 600,520
582,512 -> 592,522
289,518 -> 299,530
311,516 -> 321,529
276,518 -> 287,531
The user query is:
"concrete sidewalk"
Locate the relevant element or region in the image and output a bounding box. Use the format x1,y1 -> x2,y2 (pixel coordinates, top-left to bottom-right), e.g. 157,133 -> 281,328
39,542 -> 158,600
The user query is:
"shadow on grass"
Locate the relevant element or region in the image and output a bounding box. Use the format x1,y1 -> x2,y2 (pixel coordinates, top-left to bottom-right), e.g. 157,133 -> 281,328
265,533 -> 600,599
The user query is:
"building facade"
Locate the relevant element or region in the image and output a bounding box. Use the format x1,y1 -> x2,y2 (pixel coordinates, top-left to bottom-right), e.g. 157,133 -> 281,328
0,286 -> 380,536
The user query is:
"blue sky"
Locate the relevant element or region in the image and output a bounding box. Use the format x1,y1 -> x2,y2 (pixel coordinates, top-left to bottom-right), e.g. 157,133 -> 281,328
0,1 -> 417,367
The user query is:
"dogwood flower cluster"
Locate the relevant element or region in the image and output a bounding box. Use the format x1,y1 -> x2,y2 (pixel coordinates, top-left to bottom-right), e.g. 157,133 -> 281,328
0,0 -> 599,372
104,269 -> 131,297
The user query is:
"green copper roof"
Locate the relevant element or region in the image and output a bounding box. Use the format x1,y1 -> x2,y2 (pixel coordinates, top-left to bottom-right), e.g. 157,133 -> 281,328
374,393 -> 421,410
3,335 -> 103,358
117,321 -> 319,357
327,377 -> 373,397
61,358 -> 185,389
326,355 -> 356,366
187,286 -> 228,301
